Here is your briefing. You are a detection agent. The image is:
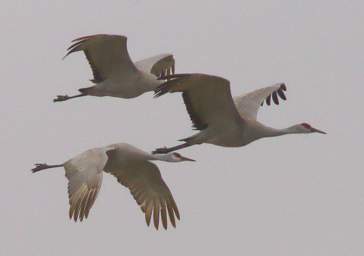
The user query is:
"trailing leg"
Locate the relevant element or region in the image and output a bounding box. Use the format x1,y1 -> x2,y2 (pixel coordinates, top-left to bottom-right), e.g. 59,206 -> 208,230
152,142 -> 191,154
31,163 -> 64,173
53,93 -> 86,102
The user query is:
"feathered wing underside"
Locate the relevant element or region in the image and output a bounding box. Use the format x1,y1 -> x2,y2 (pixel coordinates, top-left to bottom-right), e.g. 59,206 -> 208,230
64,148 -> 108,222
64,34 -> 137,83
233,83 -> 287,120
105,150 -> 180,230
155,73 -> 244,130
135,54 -> 175,79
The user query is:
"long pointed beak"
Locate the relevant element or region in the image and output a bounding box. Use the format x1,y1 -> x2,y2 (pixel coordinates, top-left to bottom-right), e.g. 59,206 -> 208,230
312,127 -> 327,134
181,156 -> 196,162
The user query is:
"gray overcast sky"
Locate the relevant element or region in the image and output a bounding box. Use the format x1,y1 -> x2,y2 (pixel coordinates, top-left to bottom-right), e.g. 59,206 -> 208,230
1,0 -> 363,255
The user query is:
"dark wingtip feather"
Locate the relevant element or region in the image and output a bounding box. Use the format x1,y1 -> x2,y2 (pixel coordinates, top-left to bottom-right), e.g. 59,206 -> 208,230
161,204 -> 168,230
272,91 -> 279,105
153,200 -> 160,230
71,34 -> 107,43
66,40 -> 83,51
63,41 -> 84,60
171,64 -> 175,75
277,89 -> 287,100
261,84 -> 288,108
167,203 -> 176,228
266,94 -> 271,105
280,83 -> 287,91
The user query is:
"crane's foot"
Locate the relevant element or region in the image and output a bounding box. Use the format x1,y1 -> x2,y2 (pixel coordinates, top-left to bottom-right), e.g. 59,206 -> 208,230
32,163 -> 49,173
152,147 -> 170,154
53,95 -> 70,102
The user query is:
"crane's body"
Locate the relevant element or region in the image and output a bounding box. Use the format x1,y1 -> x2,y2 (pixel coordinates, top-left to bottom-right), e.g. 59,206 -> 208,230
81,72 -> 160,99
153,73 -> 325,153
31,143 -> 194,230
55,34 -> 175,102
193,121 -> 281,147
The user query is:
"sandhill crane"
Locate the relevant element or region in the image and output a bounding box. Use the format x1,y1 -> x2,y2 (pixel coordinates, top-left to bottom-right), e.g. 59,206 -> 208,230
153,73 -> 326,153
31,143 -> 194,230
54,34 -> 175,102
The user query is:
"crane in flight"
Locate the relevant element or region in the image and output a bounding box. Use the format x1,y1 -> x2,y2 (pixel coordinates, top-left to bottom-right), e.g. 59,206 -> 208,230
54,34 -> 175,102
153,73 -> 326,154
31,143 -> 194,230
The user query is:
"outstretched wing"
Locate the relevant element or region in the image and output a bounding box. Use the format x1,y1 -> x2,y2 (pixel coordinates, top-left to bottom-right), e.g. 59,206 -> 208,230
155,73 -> 244,130
135,54 -> 175,78
105,150 -> 180,230
64,34 -> 138,83
64,148 -> 108,221
233,83 -> 287,120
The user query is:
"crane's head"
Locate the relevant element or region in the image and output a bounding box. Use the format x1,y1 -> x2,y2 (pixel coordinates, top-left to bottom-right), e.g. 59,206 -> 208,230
168,152 -> 195,162
295,122 -> 327,134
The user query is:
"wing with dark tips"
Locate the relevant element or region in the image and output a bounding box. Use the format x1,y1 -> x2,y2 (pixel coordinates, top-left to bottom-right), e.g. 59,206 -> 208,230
135,54 -> 175,79
234,83 -> 287,120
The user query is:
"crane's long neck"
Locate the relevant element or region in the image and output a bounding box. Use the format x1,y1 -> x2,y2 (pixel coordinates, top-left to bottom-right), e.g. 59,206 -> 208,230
261,126 -> 293,137
249,123 -> 300,140
149,153 -> 174,162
